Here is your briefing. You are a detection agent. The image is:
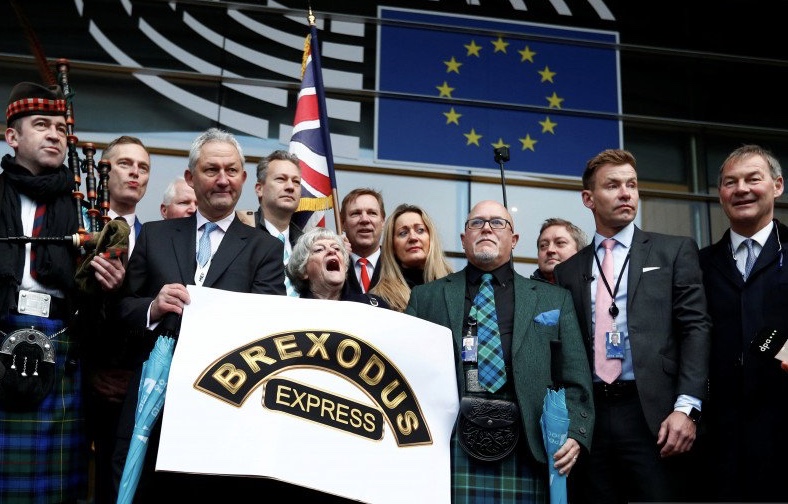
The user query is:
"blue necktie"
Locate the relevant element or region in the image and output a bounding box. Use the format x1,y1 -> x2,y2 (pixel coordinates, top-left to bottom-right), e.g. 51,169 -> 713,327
197,222 -> 218,267
744,238 -> 756,280
278,233 -> 298,297
473,273 -> 507,393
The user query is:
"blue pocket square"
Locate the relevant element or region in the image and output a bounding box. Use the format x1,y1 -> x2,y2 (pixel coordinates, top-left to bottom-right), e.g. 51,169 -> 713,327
535,309 -> 560,326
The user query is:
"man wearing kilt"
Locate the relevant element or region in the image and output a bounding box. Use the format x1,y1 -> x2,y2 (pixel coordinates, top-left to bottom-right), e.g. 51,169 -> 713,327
406,200 -> 594,503
0,82 -> 125,503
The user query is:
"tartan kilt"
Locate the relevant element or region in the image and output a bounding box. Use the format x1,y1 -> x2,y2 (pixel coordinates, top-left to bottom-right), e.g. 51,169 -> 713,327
451,432 -> 547,504
0,313 -> 88,504
452,385 -> 547,504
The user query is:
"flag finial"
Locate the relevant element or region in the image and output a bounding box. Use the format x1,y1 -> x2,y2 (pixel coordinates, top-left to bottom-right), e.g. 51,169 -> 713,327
308,7 -> 315,27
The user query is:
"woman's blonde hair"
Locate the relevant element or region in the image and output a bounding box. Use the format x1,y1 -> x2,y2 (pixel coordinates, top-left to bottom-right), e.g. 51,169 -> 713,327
371,204 -> 452,311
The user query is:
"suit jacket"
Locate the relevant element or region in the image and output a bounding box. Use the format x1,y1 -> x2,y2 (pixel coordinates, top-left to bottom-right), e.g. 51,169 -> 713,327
554,226 -> 711,436
118,214 -> 286,328
345,253 -> 382,295
405,268 -> 594,464
698,220 -> 788,500
254,207 -> 303,247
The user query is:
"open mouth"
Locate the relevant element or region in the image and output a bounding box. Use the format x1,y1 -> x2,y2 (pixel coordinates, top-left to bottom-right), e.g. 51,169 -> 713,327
326,258 -> 341,271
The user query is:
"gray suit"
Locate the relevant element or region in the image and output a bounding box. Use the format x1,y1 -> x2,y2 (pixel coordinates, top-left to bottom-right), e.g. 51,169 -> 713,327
554,225 -> 711,502
554,226 -> 710,432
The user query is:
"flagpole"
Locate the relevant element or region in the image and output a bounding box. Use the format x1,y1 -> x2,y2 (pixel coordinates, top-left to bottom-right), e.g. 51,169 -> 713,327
308,8 -> 342,234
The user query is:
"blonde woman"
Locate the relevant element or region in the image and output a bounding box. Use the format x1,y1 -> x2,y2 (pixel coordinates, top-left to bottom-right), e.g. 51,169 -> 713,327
371,204 -> 452,311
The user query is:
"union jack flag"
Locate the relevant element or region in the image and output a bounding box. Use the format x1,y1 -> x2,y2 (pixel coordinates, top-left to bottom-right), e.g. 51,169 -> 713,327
289,17 -> 338,231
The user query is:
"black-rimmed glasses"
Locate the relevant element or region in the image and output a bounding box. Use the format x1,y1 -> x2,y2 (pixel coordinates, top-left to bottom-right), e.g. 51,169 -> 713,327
465,218 -> 511,230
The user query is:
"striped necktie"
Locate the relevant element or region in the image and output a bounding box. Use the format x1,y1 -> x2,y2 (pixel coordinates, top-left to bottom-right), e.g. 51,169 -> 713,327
278,233 -> 298,297
473,273 -> 507,393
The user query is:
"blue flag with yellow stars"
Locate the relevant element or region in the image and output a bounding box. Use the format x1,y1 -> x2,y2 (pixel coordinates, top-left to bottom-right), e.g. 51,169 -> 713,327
376,8 -> 621,177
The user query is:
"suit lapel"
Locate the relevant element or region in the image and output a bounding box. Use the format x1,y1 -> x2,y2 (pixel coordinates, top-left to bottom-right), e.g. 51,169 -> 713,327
748,225 -> 781,281
512,275 -> 538,357
173,215 -> 197,284
626,226 -> 650,306
707,230 -> 743,287
444,270 -> 467,345
204,217 -> 247,287
578,246 -> 594,337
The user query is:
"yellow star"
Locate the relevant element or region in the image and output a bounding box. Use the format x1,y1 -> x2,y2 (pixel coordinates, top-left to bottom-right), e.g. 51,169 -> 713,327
464,40 -> 482,57
519,134 -> 538,151
436,81 -> 454,98
443,107 -> 462,125
492,138 -> 510,150
518,45 -> 536,63
491,37 -> 509,53
539,116 -> 557,134
464,128 -> 482,146
444,57 -> 463,74
538,66 -> 557,83
546,92 -> 564,109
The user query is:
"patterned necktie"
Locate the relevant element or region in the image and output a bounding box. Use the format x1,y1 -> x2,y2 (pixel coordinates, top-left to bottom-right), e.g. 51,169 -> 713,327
743,238 -> 756,280
594,238 -> 622,384
473,273 -> 507,393
358,257 -> 371,293
197,222 -> 218,267
277,233 -> 298,297
30,203 -> 46,279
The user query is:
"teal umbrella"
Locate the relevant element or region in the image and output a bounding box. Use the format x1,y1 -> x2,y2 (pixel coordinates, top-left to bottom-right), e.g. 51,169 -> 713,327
116,319 -> 177,504
541,337 -> 569,504
541,387 -> 570,504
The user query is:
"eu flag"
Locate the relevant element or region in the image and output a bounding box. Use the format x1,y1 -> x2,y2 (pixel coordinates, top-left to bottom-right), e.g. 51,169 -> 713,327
376,8 -> 621,177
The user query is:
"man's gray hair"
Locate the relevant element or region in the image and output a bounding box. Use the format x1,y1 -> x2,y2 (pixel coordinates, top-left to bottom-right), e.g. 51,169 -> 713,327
187,128 -> 244,172
161,176 -> 186,205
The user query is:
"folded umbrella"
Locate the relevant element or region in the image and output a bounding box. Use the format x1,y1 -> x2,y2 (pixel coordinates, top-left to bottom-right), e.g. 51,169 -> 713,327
116,315 -> 179,504
541,387 -> 570,504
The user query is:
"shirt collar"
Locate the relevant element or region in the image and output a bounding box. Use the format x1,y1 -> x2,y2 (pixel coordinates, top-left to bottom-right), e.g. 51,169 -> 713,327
730,221 -> 774,251
594,221 -> 635,250
351,248 -> 381,267
196,211 -> 234,233
109,209 -> 136,226
264,219 -> 288,239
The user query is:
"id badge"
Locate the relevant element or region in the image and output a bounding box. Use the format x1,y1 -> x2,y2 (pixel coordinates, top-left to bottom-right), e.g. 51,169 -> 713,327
606,331 -> 625,359
462,320 -> 477,363
462,335 -> 478,362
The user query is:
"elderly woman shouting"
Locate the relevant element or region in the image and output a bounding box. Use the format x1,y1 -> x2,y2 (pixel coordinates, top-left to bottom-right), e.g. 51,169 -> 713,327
287,227 -> 390,308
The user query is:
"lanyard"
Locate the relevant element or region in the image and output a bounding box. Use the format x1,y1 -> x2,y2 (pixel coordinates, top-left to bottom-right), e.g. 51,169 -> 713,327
593,247 -> 630,319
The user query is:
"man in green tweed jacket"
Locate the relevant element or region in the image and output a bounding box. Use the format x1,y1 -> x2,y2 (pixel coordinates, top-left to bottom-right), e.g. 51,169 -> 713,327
406,200 -> 594,504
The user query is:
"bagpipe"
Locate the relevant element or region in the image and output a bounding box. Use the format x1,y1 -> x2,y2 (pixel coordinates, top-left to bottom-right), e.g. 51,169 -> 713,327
0,59 -> 128,259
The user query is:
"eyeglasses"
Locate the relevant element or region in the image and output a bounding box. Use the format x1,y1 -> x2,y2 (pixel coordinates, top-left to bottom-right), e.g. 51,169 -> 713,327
465,218 -> 511,230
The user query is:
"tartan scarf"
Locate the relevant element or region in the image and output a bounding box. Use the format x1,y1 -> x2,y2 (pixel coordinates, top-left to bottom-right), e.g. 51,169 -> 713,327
0,154 -> 78,316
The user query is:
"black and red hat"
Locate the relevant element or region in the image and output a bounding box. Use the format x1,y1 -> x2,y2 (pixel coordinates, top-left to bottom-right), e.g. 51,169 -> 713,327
5,82 -> 66,124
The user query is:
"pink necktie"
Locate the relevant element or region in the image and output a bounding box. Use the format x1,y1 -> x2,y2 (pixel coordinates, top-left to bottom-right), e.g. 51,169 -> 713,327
594,238 -> 622,383
358,257 -> 371,293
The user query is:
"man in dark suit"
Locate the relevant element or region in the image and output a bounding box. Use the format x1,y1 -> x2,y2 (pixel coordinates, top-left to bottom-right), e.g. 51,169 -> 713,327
82,134 -> 152,504
253,150 -> 303,296
406,200 -> 593,504
341,187 -> 385,294
554,148 -> 710,503
113,127 -> 285,501
698,144 -> 788,502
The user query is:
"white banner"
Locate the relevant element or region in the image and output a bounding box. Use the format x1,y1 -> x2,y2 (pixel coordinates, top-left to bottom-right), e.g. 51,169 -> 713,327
157,286 -> 459,504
